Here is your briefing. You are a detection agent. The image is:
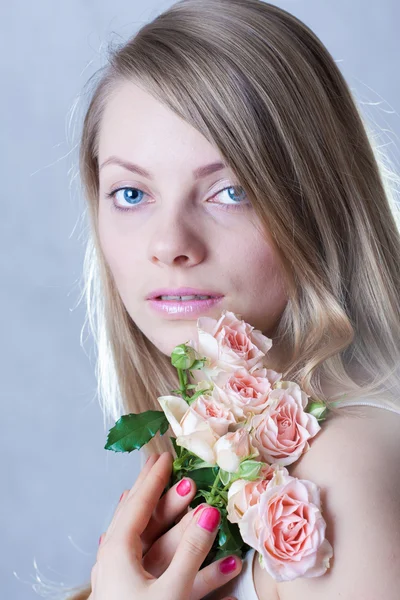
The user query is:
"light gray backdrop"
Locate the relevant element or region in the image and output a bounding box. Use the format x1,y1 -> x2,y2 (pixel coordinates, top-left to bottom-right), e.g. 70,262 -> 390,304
2,1 -> 399,598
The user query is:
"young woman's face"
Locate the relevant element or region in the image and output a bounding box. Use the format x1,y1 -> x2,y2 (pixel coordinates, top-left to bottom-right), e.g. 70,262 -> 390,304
97,81 -> 288,356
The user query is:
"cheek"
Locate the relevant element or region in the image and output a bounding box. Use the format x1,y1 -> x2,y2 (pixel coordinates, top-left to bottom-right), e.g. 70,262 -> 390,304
226,233 -> 286,294
223,230 -> 288,329
97,212 -> 141,296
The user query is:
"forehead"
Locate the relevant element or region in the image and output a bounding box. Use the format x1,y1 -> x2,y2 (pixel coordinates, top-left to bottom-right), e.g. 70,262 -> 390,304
97,81 -> 221,166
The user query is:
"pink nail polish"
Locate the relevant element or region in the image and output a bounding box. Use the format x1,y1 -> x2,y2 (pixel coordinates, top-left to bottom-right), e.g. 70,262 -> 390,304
219,556 -> 237,574
176,478 -> 191,496
197,507 -> 220,532
119,492 -> 125,503
193,504 -> 204,516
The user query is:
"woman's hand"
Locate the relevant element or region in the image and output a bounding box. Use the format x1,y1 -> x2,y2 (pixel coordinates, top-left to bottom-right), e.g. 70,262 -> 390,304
92,452 -> 242,600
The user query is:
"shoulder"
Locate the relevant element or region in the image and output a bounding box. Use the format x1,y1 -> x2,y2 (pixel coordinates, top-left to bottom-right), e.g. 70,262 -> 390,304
269,406 -> 400,600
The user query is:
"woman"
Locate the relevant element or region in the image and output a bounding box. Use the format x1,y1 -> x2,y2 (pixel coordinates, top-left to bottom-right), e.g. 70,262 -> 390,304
59,0 -> 400,598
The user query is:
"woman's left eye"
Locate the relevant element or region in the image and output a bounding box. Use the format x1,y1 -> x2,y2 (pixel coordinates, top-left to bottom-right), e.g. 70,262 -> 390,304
105,185 -> 250,213
208,185 -> 250,211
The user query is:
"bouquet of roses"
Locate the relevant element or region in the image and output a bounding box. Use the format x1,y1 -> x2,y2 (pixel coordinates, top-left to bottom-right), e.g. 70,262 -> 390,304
105,310 -> 333,583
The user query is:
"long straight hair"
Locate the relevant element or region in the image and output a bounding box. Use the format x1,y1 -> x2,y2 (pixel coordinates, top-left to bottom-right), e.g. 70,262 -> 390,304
42,1 -> 400,598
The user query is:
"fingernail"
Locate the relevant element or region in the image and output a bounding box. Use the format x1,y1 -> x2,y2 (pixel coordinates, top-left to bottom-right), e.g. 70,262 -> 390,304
193,504 -> 204,516
98,534 -> 103,546
119,492 -> 125,503
197,507 -> 220,532
176,478 -> 191,496
219,556 -> 237,574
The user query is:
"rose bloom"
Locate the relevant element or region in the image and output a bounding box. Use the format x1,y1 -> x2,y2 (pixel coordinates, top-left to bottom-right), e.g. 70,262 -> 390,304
189,310 -> 273,380
227,463 -> 289,523
190,394 -> 237,436
157,394 -> 220,464
239,473 -> 333,582
250,382 -> 321,466
213,427 -> 260,473
213,366 -> 282,421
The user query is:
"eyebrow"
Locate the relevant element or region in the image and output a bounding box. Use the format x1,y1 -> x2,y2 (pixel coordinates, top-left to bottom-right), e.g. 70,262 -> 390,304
99,156 -> 227,180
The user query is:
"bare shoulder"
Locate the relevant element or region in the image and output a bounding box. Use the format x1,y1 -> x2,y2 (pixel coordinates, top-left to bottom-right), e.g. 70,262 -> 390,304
293,403 -> 400,475
254,405 -> 400,600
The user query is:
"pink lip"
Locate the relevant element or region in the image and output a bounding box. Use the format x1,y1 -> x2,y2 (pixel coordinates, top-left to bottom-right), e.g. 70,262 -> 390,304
146,288 -> 224,300
147,295 -> 224,318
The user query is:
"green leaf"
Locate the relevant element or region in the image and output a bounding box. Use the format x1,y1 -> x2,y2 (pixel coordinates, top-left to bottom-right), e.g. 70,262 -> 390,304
216,515 -> 244,557
104,411 -> 169,453
189,466 -> 219,491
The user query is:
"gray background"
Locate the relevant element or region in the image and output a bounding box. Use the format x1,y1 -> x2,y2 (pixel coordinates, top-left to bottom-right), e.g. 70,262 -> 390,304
2,1 -> 399,598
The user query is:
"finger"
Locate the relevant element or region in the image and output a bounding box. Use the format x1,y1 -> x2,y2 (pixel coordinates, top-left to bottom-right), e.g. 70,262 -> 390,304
164,505 -> 221,592
142,504 -> 206,576
130,453 -> 160,496
190,555 -> 242,600
113,452 -> 173,545
102,453 -> 160,544
141,476 -> 197,554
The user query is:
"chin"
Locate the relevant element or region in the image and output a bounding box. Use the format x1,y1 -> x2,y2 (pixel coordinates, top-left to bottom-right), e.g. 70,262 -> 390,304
146,322 -> 199,357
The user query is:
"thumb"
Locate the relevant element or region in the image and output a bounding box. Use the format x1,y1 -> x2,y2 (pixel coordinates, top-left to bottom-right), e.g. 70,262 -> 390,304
164,505 -> 221,591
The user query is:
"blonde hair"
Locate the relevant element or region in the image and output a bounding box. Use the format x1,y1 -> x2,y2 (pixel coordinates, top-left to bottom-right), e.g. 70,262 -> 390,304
41,1 -> 400,597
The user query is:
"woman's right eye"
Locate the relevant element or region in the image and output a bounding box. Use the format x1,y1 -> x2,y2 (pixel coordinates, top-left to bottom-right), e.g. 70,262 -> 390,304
105,187 -> 148,212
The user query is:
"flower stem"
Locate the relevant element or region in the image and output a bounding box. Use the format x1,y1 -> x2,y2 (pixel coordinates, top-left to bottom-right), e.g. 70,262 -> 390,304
209,470 -> 222,504
177,368 -> 192,402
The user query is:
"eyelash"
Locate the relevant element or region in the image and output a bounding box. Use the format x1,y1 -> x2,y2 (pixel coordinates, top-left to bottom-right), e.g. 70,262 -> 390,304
104,185 -> 249,213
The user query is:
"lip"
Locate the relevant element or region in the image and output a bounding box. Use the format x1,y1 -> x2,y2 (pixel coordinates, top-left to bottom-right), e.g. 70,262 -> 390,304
147,295 -> 224,319
146,288 -> 224,300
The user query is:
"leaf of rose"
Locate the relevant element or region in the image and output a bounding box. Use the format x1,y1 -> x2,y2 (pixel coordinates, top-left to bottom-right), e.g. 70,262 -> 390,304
189,466 -> 219,490
104,411 -> 169,452
213,515 -> 247,562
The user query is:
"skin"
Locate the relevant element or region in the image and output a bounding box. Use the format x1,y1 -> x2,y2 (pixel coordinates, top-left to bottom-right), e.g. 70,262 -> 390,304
97,81 -> 289,358
95,80 -> 290,598
93,453 -> 240,600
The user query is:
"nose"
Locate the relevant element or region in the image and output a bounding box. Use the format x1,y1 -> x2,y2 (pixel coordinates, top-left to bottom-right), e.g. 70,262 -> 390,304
147,209 -> 207,268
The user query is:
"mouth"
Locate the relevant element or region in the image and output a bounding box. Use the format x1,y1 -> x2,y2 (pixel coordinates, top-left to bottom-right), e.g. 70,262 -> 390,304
147,295 -> 224,318
154,294 -> 223,301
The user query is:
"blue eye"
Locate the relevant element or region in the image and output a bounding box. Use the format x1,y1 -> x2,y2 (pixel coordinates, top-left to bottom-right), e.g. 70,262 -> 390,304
105,184 -> 249,213
105,187 -> 145,211
211,185 -> 249,209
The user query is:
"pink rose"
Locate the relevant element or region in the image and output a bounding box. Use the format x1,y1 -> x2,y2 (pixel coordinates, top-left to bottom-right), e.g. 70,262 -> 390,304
190,394 -> 237,436
157,395 -> 220,465
190,310 -> 272,380
227,463 -> 289,523
239,474 -> 333,582
213,367 -> 282,421
214,427 -> 260,473
250,382 -> 321,466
